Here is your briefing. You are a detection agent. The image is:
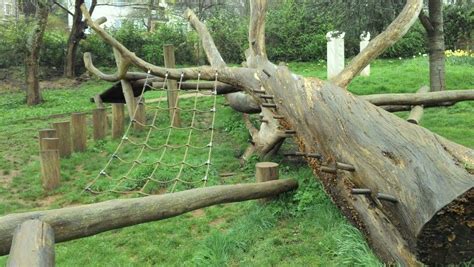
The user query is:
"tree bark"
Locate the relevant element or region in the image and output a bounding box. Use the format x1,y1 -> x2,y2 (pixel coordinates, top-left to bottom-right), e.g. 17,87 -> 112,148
420,0 -> 446,91
25,0 -> 51,106
0,179 -> 298,256
64,0 -> 97,78
360,89 -> 474,106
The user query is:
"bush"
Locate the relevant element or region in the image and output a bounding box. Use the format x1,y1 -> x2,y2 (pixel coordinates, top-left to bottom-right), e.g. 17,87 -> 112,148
444,4 -> 473,50
0,21 -> 28,68
206,10 -> 248,64
266,0 -> 334,62
40,30 -> 67,70
382,22 -> 427,58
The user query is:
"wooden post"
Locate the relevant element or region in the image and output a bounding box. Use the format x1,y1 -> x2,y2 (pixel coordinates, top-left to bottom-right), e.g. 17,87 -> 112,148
112,103 -> 125,139
52,122 -> 72,158
407,86 -> 429,125
256,162 -> 279,203
38,129 -> 57,151
41,138 -> 59,151
133,101 -> 146,130
93,108 -> 107,140
6,219 -> 55,267
163,44 -> 181,127
71,113 -> 87,152
40,150 -> 60,191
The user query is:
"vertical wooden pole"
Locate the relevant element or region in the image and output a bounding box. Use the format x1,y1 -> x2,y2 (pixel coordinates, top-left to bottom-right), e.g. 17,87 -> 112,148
256,162 -> 279,203
52,122 -> 72,158
163,44 -> 181,127
38,129 -> 57,151
133,101 -> 146,131
71,113 -> 87,152
41,138 -> 59,151
112,103 -> 125,139
6,219 -> 55,267
40,150 -> 60,191
93,108 -> 107,140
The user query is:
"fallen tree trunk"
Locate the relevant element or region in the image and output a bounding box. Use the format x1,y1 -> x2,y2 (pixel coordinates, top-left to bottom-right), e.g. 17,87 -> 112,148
360,89 -> 474,106
0,179 -> 297,256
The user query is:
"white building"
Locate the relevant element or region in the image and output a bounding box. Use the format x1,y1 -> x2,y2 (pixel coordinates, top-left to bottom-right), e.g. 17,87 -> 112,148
67,0 -> 168,29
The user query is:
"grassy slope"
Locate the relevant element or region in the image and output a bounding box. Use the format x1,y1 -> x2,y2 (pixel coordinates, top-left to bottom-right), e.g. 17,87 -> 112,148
0,57 -> 472,266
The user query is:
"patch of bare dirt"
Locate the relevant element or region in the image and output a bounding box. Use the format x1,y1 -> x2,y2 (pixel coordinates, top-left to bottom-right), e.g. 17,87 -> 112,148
209,217 -> 226,227
0,170 -> 20,187
37,195 -> 62,207
191,209 -> 205,218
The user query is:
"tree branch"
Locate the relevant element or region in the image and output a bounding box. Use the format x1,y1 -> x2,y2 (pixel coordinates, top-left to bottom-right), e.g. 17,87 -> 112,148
419,9 -> 434,33
332,0 -> 423,88
360,89 -> 474,106
53,0 -> 73,16
80,3 -> 260,91
249,0 -> 267,58
185,8 -> 226,68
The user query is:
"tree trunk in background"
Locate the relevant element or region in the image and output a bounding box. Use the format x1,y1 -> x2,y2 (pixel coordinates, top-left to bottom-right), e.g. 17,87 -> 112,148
64,0 -> 97,78
427,0 -> 446,91
25,0 -> 51,105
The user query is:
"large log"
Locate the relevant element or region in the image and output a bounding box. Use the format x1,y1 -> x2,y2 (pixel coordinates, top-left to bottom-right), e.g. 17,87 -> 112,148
0,179 -> 298,256
259,64 -> 473,265
360,89 -> 474,106
6,219 -> 55,267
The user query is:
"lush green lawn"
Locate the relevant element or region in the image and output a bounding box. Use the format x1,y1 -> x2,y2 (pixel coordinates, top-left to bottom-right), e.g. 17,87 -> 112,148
0,57 -> 472,266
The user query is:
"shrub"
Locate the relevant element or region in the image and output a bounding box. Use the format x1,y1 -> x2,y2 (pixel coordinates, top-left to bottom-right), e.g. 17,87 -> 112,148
40,30 -> 67,70
444,4 -> 473,50
266,0 -> 334,62
382,22 -> 427,58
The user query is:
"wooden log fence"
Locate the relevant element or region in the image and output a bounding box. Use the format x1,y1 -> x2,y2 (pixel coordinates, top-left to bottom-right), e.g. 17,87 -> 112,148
0,179 -> 298,256
93,108 -> 108,140
163,44 -> 181,127
112,103 -> 125,139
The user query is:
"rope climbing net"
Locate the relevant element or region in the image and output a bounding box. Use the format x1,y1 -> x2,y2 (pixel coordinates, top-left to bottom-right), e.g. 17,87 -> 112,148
85,71 -> 220,195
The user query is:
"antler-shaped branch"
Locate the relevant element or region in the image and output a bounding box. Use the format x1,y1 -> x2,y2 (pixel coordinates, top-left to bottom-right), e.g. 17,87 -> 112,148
185,8 -> 226,68
81,4 -> 253,88
332,0 -> 423,88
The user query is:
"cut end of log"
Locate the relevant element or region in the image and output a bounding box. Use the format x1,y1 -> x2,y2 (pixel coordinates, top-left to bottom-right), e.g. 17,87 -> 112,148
416,187 -> 473,265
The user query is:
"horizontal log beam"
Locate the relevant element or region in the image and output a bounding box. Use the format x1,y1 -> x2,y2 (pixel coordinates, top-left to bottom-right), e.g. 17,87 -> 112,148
360,89 -> 474,106
0,179 -> 298,256
150,81 -> 240,94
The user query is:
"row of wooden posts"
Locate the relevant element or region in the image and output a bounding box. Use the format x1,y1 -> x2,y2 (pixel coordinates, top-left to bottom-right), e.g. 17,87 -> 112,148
38,103 -> 146,191
5,162 -> 283,266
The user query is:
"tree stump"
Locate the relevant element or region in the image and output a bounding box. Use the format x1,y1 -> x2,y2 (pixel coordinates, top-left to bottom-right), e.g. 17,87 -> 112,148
256,162 -> 279,203
6,219 -> 55,267
71,113 -> 87,152
41,138 -> 59,151
133,102 -> 146,131
52,122 -> 72,158
93,108 -> 107,140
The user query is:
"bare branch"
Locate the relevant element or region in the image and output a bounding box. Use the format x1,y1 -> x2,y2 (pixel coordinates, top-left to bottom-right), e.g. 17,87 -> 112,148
249,0 -> 267,58
332,0 -> 423,88
53,0 -> 73,16
361,89 -> 474,106
185,8 -> 226,68
81,4 -> 215,81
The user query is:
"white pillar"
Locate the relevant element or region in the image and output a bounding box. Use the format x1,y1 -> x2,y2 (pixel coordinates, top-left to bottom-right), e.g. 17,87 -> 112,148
359,31 -> 371,77
326,31 -> 345,79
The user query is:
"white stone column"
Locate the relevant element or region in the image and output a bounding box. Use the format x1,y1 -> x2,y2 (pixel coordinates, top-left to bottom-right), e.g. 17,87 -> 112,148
326,31 -> 345,79
359,31 -> 371,77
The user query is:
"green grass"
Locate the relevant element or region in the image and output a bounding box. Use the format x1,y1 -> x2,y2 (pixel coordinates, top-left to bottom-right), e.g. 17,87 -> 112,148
0,57 -> 472,266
